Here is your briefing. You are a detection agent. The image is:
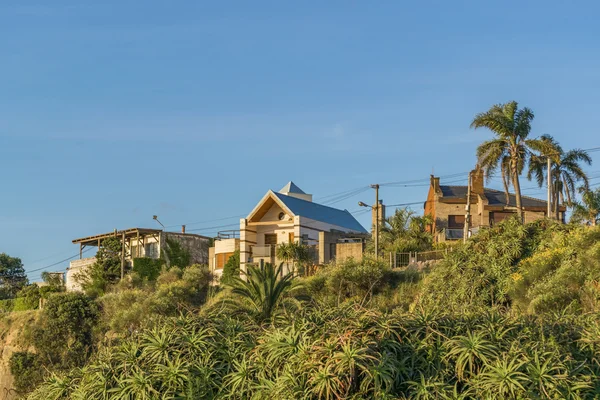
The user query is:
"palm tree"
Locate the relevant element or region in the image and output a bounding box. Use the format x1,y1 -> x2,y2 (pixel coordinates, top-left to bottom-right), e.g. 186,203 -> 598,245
528,135 -> 591,219
571,187 -> 600,226
379,208 -> 433,253
225,262 -> 304,323
276,242 -> 310,275
471,101 -> 550,221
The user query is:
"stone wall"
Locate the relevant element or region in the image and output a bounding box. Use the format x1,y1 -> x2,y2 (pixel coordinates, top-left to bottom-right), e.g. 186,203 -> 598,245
162,232 -> 210,265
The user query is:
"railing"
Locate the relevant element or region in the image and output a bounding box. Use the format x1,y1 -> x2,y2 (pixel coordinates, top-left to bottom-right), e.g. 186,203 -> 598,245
216,230 -> 240,240
444,228 -> 464,240
252,245 -> 274,258
391,248 -> 452,268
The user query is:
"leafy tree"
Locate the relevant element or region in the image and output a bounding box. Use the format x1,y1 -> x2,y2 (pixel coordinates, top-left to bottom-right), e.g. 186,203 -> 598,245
528,134 -> 591,218
225,262 -> 303,323
571,187 -> 600,226
0,253 -> 27,299
220,249 -> 240,285
31,292 -> 99,371
79,237 -> 122,296
379,208 -> 433,253
41,271 -> 64,287
471,101 -> 551,221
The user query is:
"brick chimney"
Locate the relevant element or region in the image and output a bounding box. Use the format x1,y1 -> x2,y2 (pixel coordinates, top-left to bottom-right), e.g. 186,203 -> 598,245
471,167 -> 484,195
430,175 -> 440,192
181,225 -> 186,234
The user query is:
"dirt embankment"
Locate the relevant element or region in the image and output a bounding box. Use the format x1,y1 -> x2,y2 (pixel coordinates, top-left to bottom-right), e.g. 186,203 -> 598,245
0,311 -> 38,400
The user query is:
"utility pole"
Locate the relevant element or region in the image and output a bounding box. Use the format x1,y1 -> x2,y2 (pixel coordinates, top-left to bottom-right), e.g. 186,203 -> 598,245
464,172 -> 471,243
371,184 -> 380,259
547,157 -> 552,219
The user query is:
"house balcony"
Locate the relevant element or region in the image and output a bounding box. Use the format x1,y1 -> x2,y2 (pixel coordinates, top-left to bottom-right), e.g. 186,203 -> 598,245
252,245 -> 275,258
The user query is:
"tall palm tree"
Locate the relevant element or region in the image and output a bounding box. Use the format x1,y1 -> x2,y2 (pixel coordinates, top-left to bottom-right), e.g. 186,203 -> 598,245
471,101 -> 550,221
528,135 -> 591,219
571,187 -> 600,226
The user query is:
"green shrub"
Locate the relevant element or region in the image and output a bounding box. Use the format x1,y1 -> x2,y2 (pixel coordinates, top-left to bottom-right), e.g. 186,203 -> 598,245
31,292 -> 99,371
132,257 -> 164,281
220,250 -> 240,285
9,351 -> 44,395
0,299 -> 14,313
305,256 -> 391,304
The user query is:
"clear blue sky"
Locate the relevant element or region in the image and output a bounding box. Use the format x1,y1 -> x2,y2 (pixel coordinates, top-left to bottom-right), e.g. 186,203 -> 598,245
2,1 -> 600,281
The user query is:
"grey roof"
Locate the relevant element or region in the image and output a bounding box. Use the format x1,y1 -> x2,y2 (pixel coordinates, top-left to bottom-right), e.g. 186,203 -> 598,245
439,185 -> 549,208
273,192 -> 367,233
279,181 -> 306,194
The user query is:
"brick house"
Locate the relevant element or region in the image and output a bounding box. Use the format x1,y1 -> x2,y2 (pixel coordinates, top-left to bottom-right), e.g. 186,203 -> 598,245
425,168 -> 565,243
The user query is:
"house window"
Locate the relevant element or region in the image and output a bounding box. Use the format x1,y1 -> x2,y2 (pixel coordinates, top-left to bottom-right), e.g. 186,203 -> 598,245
216,252 -> 234,269
490,212 -> 516,226
448,215 -> 465,229
145,242 -> 159,259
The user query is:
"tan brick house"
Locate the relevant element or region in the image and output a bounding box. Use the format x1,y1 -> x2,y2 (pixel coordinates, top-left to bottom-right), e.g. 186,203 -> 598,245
425,168 -> 565,243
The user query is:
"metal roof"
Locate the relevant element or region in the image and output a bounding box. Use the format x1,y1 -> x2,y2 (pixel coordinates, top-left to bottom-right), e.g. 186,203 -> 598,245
279,181 -> 306,194
439,185 -> 551,208
272,192 -> 368,233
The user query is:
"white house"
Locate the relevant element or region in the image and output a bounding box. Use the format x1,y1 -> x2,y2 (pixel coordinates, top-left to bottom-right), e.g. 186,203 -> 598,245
210,182 -> 368,278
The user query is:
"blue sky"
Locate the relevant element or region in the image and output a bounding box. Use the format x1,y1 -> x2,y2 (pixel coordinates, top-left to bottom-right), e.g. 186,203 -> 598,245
2,1 -> 600,280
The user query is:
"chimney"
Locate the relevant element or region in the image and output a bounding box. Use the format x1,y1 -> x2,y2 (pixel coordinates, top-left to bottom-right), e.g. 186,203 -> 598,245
471,166 -> 484,195
181,225 -> 186,234
430,175 -> 440,191
372,200 -> 386,234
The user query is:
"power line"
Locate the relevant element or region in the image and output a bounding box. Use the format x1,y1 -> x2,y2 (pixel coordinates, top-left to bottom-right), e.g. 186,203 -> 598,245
26,247 -> 94,276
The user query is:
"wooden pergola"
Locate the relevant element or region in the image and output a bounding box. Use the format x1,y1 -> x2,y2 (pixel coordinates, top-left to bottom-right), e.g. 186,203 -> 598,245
72,228 -> 162,279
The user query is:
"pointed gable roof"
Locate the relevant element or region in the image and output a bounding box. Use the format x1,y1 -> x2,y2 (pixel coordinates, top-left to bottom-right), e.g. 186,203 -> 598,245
279,181 -> 306,194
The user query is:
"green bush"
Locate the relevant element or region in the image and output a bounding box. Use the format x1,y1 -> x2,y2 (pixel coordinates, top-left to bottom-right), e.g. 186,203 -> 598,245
220,250 -> 240,285
31,292 -> 99,371
0,299 -> 14,313
132,257 -> 164,281
9,351 -> 44,395
305,256 -> 391,304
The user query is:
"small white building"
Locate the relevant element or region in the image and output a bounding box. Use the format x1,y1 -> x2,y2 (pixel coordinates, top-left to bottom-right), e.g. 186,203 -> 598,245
209,182 -> 368,278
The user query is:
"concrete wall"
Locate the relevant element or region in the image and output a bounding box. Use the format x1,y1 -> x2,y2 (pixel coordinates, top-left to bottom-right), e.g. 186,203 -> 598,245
162,232 -> 210,265
66,257 -> 96,291
335,242 -> 365,263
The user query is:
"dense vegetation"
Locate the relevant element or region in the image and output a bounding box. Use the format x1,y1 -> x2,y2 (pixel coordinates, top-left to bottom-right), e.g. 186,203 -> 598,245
11,219 -> 599,399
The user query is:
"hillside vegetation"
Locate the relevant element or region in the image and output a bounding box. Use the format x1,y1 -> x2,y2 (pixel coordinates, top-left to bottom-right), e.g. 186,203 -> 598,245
11,220 -> 600,399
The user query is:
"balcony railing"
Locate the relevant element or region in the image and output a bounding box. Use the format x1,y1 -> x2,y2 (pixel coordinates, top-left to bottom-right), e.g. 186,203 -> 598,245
444,228 -> 464,240
252,245 -> 275,258
216,230 -> 240,240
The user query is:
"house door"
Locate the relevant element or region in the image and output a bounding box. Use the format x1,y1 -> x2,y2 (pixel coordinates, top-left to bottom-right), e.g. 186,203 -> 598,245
264,234 -> 277,258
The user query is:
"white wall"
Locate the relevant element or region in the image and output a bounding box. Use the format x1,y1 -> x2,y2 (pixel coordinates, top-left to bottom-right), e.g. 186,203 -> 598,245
66,257 -> 96,292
